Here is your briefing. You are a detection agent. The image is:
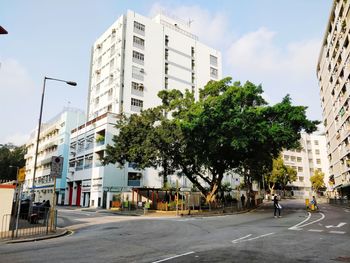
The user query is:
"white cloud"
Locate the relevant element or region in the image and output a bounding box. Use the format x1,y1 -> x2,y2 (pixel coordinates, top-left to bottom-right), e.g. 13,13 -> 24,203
226,27 -> 322,120
0,58 -> 37,145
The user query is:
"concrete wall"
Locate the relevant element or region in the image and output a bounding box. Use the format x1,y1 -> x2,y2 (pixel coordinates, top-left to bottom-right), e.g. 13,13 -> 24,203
0,185 -> 15,232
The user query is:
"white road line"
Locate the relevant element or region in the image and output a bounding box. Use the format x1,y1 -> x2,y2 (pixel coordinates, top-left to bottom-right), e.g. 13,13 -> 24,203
296,213 -> 325,229
233,233 -> 275,244
288,212 -> 311,230
152,251 -> 195,263
308,229 -> 323,232
245,232 -> 275,241
231,234 -> 252,243
344,209 -> 350,213
329,231 -> 346,234
325,222 -> 347,228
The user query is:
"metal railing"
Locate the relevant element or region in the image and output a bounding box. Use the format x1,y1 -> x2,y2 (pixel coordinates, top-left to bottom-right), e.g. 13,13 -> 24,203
0,207 -> 57,240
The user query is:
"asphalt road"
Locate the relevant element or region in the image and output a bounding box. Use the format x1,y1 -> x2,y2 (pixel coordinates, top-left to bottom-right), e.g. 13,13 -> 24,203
0,199 -> 349,263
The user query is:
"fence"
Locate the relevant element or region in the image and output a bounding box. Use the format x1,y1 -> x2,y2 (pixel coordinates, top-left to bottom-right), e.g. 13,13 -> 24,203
0,207 -> 57,240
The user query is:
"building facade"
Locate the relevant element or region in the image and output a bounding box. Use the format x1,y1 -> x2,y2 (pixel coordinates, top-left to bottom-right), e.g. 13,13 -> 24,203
24,108 -> 85,204
282,133 -> 330,197
317,0 -> 350,196
67,10 -> 222,208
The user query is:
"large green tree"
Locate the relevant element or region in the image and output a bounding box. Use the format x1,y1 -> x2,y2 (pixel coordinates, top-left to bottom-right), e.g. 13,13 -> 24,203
104,77 -> 318,202
0,144 -> 26,182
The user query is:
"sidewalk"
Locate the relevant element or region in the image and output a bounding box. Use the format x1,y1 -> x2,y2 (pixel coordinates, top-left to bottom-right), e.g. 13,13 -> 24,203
1,228 -> 69,244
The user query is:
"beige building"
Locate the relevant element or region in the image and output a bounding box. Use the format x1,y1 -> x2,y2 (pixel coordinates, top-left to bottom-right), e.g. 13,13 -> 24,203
317,0 -> 350,196
282,133 -> 330,197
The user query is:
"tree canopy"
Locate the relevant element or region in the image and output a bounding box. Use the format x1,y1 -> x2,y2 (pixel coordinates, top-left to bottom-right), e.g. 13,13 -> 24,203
310,170 -> 325,193
0,144 -> 26,183
104,77 -> 319,202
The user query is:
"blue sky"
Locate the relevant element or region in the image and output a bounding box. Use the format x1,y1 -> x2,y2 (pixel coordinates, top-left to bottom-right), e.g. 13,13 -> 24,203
0,0 -> 332,145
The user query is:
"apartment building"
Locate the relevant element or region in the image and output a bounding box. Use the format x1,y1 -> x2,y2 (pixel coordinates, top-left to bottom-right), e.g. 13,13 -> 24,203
23,108 -> 85,204
282,133 -> 330,197
317,0 -> 350,197
67,10 -> 222,208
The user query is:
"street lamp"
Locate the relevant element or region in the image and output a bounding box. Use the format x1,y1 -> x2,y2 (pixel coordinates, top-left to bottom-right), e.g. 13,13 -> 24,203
31,77 -> 77,203
9,165 -> 20,238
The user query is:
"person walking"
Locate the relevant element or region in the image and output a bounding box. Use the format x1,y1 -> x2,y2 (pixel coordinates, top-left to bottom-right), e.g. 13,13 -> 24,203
273,195 -> 281,218
241,194 -> 246,208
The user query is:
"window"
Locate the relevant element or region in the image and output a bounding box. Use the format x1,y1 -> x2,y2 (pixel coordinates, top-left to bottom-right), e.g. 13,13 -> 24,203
165,35 -> 169,46
132,66 -> 144,81
316,159 -> 321,164
133,51 -> 144,63
128,172 -> 142,186
210,67 -> 218,78
133,36 -> 145,48
134,21 -> 145,33
314,140 -> 319,145
131,98 -> 143,108
110,44 -> 115,57
298,167 -> 303,172
284,155 -> 289,161
165,77 -> 168,89
299,176 -> 304,182
315,149 -> 320,155
291,156 -> 296,162
297,157 -> 302,162
132,81 -> 144,92
210,55 -> 218,67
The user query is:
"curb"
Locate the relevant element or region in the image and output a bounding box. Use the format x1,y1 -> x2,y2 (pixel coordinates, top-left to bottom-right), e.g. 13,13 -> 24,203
4,229 -> 69,244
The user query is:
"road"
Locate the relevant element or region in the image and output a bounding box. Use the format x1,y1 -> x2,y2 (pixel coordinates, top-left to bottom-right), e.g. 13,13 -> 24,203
0,200 -> 349,263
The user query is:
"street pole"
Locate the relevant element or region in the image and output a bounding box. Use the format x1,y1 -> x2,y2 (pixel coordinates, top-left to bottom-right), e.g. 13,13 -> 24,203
15,184 -> 22,237
9,166 -> 19,239
30,77 -> 77,212
176,179 -> 179,216
50,176 -> 57,232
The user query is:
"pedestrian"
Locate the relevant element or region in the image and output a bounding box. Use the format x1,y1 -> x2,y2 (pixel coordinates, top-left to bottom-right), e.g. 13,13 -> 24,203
273,195 -> 281,218
311,196 -> 317,210
241,194 -> 246,208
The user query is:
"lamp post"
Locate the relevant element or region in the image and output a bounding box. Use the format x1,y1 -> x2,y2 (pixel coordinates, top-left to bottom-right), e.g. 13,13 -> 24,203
31,77 -> 77,204
9,165 -> 20,238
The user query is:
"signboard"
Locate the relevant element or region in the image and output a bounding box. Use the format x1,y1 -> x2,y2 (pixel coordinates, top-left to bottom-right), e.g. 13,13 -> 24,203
51,156 -> 63,178
17,167 -> 26,183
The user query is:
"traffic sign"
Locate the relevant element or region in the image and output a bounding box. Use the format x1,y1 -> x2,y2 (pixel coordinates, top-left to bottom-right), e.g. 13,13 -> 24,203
17,167 -> 26,183
51,156 -> 63,178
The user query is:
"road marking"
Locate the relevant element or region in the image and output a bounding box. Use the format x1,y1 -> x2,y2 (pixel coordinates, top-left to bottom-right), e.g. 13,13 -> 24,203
152,251 -> 195,263
296,213 -> 325,229
344,209 -> 350,213
308,229 -> 323,232
329,231 -> 346,234
232,233 -> 275,244
231,234 -> 252,243
326,222 -> 347,229
289,212 -> 311,230
245,232 -> 275,241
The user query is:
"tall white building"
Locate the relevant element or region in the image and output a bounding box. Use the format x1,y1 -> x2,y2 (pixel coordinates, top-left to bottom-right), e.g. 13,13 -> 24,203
282,133 -> 330,197
317,0 -> 350,197
67,10 -> 222,208
24,108 -> 85,204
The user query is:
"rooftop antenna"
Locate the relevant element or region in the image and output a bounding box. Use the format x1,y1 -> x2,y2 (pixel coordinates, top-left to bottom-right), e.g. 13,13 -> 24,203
188,19 -> 194,27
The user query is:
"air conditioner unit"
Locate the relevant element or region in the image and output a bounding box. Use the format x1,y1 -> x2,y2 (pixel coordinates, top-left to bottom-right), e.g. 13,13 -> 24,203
140,69 -> 144,73
95,69 -> 101,74
112,28 -> 116,34
97,44 -> 102,49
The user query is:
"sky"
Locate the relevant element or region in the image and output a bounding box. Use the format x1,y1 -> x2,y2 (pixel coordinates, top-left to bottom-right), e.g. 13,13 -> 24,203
0,0 -> 333,146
